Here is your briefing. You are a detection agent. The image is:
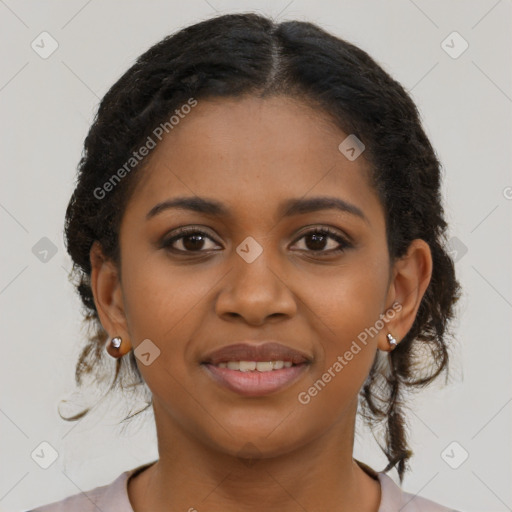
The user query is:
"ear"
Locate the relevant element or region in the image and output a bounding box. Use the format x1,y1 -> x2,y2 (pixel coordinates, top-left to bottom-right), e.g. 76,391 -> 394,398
378,238 -> 433,351
90,241 -> 132,356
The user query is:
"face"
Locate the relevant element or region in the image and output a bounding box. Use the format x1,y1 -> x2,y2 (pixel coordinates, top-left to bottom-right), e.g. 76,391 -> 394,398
92,95 -> 425,459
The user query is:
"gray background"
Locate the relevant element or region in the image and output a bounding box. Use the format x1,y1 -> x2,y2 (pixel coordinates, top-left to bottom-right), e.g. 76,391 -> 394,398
1,1 -> 511,511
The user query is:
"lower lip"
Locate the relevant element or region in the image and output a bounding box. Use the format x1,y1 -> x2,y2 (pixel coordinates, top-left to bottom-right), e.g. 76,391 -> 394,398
202,363 -> 310,397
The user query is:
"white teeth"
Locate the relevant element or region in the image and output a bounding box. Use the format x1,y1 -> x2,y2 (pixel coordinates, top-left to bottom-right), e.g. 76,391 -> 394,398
239,361 -> 257,372
214,360 -> 295,372
255,361 -> 273,372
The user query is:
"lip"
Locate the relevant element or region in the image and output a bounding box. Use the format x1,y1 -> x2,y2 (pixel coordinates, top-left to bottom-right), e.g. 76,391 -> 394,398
201,342 -> 312,366
200,341 -> 312,397
202,362 -> 310,397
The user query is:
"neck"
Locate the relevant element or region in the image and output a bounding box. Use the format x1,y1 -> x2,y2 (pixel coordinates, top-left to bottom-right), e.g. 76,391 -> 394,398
128,400 -> 381,512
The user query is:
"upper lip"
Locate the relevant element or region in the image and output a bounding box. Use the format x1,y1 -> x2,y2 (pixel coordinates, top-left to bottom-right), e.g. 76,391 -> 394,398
201,342 -> 312,365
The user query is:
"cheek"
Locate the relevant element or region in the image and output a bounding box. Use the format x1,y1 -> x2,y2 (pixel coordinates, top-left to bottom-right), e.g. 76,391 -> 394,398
119,263 -> 203,399
296,296 -> 379,419
294,259 -> 387,406
297,257 -> 388,344
120,249 -> 207,341
119,253 -> 218,389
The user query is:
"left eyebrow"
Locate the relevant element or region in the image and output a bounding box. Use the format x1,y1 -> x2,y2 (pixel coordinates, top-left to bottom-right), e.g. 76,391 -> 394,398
280,196 -> 369,225
146,195 -> 369,225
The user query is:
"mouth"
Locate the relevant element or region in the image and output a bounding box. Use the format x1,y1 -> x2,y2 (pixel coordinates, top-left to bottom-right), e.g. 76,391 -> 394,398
201,361 -> 310,397
200,342 -> 312,397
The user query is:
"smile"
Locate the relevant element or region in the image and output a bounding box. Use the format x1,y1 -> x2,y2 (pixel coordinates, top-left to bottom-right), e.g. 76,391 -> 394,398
201,361 -> 310,396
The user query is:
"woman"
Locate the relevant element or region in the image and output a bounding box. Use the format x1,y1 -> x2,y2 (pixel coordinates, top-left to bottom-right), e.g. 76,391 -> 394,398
29,12 -> 462,512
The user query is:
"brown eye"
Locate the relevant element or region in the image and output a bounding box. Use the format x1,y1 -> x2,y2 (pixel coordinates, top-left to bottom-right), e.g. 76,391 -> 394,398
161,228 -> 221,253
291,228 -> 351,254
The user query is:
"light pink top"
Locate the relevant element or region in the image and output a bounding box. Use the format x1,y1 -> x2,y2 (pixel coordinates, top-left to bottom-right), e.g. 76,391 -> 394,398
27,459 -> 460,512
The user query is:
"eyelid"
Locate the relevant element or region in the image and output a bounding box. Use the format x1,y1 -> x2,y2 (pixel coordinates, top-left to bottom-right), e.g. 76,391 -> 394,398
161,224 -> 353,255
292,224 -> 352,244
290,226 -> 352,253
161,226 -> 221,249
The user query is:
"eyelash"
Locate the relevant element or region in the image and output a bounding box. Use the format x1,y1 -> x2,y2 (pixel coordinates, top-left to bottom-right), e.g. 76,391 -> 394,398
161,226 -> 352,256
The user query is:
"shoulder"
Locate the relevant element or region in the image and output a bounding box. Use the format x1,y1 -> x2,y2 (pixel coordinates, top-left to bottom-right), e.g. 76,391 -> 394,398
25,463 -> 148,512
377,472 -> 462,512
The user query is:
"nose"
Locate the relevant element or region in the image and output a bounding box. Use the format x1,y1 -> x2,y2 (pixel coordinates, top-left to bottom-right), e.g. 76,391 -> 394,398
215,248 -> 297,326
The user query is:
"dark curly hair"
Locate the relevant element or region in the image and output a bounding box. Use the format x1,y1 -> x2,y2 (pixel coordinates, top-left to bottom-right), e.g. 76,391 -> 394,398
60,12 -> 462,484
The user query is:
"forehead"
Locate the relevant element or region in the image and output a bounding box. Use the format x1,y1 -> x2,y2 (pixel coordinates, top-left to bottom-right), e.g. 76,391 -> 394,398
125,95 -> 384,229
